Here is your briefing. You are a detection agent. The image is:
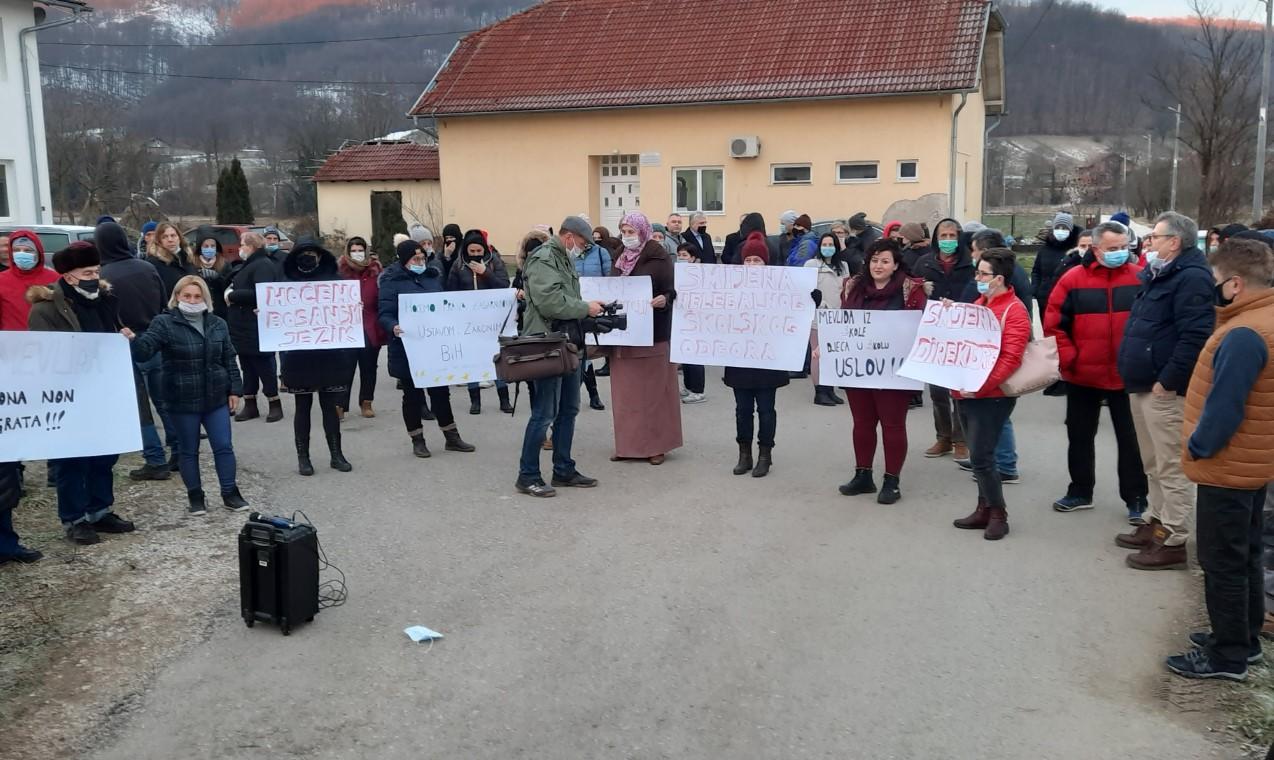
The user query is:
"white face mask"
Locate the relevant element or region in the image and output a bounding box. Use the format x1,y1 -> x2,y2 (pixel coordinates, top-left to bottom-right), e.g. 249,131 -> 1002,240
1053,229 -> 1069,242
621,235 -> 640,249
350,249 -> 367,263
178,301 -> 207,315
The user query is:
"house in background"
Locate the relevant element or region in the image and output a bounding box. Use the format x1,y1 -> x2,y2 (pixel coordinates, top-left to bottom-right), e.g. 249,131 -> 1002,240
314,140 -> 442,244
2,0 -> 91,225
409,0 -> 1005,252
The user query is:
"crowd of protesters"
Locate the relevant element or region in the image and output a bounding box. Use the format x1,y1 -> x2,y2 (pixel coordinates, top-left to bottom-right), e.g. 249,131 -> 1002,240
1,203 -> 1273,686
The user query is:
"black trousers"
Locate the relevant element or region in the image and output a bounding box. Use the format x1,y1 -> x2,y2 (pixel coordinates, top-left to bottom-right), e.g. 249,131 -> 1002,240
342,344 -> 382,408
958,397 -> 1016,508
1197,484 -> 1266,669
734,387 -> 777,448
1064,385 -> 1148,503
683,365 -> 706,394
240,352 -> 279,398
294,392 -> 340,444
402,382 -> 454,434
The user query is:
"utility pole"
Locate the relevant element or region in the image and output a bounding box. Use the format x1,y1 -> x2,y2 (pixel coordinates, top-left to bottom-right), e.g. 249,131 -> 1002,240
1255,0 -> 1273,220
1169,104 -> 1182,211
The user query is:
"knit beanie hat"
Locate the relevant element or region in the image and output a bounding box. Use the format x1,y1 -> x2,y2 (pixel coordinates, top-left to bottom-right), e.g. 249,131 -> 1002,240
899,222 -> 926,243
794,214 -> 813,231
780,210 -> 799,228
652,223 -> 668,235
1110,211 -> 1131,226
396,239 -> 423,266
140,220 -> 158,235
740,232 -> 769,264
393,233 -> 410,247
1052,212 -> 1074,231
409,223 -> 432,243
53,241 -> 100,273
963,221 -> 987,234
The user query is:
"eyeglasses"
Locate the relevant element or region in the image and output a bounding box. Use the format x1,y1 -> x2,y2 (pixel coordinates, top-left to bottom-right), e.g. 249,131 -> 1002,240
974,270 -> 995,279
1144,233 -> 1174,242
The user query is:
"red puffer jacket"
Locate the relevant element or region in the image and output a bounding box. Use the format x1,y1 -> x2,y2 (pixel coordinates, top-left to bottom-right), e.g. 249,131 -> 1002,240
1043,254 -> 1143,390
954,287 -> 1031,399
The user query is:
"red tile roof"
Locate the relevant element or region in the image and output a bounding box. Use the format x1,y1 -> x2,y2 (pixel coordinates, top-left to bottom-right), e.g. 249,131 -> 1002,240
313,142 -> 440,183
411,0 -> 993,117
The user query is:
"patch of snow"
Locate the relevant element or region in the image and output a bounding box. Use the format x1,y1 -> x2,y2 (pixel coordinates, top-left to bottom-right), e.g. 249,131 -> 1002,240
99,0 -> 222,42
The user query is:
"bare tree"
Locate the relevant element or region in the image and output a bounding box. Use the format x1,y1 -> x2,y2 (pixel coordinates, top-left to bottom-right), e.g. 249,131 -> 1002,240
1150,0 -> 1259,226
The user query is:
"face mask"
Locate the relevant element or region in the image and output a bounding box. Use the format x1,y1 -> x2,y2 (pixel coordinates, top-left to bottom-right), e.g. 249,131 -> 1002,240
568,245 -> 582,257
1101,250 -> 1129,268
297,254 -> 319,273
1053,229 -> 1069,242
73,278 -> 100,299
820,245 -> 836,257
408,263 -> 427,275
1215,279 -> 1236,307
423,247 -> 434,256
350,250 -> 367,263
1149,256 -> 1168,273
13,251 -> 37,270
938,239 -> 959,255
621,236 -> 640,249
793,228 -> 807,237
976,280 -> 991,295
696,225 -> 707,234
178,301 -> 207,315
836,235 -> 848,246
266,243 -> 280,253
200,247 -> 217,260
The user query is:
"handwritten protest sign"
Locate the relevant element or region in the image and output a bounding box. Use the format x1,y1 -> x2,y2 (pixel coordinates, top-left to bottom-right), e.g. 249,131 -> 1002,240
898,301 -> 1002,392
671,263 -> 817,370
579,275 -> 653,346
817,310 -> 925,391
0,332 -> 141,461
256,280 -> 364,352
399,289 -> 518,387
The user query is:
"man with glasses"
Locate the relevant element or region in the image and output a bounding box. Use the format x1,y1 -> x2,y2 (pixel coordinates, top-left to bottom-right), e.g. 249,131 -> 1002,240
1115,212 -> 1216,570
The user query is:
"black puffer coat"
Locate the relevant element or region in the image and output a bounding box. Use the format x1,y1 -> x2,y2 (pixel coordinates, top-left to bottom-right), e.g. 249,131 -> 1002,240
1032,226 -> 1080,310
130,308 -> 243,413
225,249 -> 278,354
378,259 -> 445,383
278,240 -> 358,394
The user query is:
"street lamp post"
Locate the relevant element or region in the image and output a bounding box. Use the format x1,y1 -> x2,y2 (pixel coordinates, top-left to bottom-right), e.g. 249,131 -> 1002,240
1169,104 -> 1182,211
1255,0 -> 1273,220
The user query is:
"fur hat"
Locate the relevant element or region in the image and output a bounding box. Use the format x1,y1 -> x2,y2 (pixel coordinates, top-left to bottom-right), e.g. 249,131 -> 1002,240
53,241 -> 100,274
740,232 -> 769,264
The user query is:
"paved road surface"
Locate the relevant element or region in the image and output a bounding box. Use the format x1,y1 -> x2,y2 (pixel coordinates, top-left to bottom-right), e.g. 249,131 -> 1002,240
93,373 -> 1227,759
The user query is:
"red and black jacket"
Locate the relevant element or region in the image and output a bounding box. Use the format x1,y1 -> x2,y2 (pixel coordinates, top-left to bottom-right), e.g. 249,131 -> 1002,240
1043,252 -> 1144,390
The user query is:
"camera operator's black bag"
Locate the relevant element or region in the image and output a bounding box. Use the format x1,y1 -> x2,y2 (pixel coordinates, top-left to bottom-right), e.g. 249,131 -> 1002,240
494,333 -> 580,383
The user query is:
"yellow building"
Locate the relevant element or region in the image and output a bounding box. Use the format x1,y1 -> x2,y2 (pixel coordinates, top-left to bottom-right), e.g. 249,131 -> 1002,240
314,140 -> 442,244
408,0 -> 1006,254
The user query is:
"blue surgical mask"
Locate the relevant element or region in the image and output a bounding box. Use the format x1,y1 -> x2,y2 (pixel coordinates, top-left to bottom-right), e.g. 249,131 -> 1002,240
1101,250 -> 1129,268
200,247 -> 217,260
1053,229 -> 1069,242
819,245 -> 836,257
976,280 -> 991,295
1143,251 -> 1159,267
266,243 -> 280,253
408,263 -> 427,275
12,251 -> 38,270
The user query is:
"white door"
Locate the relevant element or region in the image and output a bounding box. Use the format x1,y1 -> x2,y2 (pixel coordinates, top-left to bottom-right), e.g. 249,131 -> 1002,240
599,154 -> 640,232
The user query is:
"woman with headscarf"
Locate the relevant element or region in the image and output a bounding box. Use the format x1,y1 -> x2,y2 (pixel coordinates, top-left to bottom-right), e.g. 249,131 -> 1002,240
607,211 -> 682,465
440,224 -> 463,280
279,240 -> 358,476
338,236 -> 387,419
379,239 -> 477,459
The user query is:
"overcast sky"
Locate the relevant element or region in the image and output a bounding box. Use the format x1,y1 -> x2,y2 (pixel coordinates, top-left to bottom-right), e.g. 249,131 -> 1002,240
1095,0 -> 1260,19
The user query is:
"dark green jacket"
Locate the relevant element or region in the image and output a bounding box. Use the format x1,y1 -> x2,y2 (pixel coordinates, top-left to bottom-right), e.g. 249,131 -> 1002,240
131,308 -> 243,413
521,236 -> 589,335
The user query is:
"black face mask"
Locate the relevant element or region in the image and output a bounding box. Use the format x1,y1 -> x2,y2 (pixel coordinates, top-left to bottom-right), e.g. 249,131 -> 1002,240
75,279 -> 100,294
792,228 -> 806,237
1215,278 -> 1236,307
696,225 -> 707,234
297,253 -> 320,273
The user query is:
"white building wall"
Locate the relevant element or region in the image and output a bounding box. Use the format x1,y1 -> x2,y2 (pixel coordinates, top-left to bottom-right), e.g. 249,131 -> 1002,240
0,1 -> 56,224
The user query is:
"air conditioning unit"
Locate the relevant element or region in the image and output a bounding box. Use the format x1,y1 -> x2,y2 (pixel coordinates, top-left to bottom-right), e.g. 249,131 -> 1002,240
730,136 -> 761,159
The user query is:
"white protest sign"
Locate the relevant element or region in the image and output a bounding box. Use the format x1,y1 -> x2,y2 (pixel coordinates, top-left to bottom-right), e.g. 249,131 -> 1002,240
898,301 -> 1002,392
579,275 -> 653,346
399,289 -> 518,386
671,263 -> 817,371
256,280 -> 365,352
0,332 -> 142,461
817,310 -> 925,391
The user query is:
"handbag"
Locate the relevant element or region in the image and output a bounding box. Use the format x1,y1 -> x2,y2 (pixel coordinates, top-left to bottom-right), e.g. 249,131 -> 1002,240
493,333 -> 580,383
997,300 -> 1060,397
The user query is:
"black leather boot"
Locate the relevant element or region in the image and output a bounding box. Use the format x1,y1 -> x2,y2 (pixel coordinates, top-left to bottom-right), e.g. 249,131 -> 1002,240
877,474 -> 901,505
327,433 -> 352,472
498,385 -> 514,414
266,397 -> 284,423
296,438 -> 314,476
839,468 -> 877,496
469,387 -> 482,415
442,425 -> 476,452
235,397 -> 259,422
752,446 -> 772,478
733,442 -> 753,475
411,433 -> 431,458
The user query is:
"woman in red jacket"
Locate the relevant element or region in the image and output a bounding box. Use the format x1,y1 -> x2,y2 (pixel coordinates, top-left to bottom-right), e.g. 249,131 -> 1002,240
338,236 -> 388,419
835,238 -> 926,504
951,248 -> 1031,540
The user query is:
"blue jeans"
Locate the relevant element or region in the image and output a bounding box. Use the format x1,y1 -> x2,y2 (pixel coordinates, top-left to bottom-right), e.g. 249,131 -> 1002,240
171,406 -> 237,494
519,363 -> 583,482
54,454 -> 119,526
137,355 -> 178,459
995,419 -> 1018,475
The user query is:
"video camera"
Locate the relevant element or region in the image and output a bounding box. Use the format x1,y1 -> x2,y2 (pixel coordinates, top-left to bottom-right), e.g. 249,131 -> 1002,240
583,301 -> 628,335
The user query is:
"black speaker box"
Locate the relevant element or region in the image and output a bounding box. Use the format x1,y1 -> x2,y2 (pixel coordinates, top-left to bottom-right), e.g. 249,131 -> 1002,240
238,517 -> 319,635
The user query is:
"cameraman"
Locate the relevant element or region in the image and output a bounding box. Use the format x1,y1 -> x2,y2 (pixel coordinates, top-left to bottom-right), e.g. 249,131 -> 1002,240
516,216 -> 605,497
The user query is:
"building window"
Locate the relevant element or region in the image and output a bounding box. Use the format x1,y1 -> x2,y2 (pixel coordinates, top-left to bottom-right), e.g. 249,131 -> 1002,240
674,167 -> 724,213
771,164 -> 811,185
0,163 -> 10,219
836,162 -> 879,184
897,160 -> 919,182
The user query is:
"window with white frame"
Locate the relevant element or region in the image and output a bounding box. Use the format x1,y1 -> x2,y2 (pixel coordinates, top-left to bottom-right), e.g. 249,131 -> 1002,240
0,163 -> 11,219
897,160 -> 919,182
836,161 -> 879,183
673,167 -> 724,213
771,164 -> 811,185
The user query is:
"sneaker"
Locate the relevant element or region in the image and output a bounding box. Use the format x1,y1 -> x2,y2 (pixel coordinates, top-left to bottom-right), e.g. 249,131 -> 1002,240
128,463 -> 172,481
1187,631 -> 1264,664
1165,648 -> 1246,682
222,487 -> 251,513
682,392 -> 707,404
92,513 -> 136,534
955,458 -> 973,471
66,522 -> 100,545
968,472 -> 1021,484
680,388 -> 690,398
551,471 -> 599,488
188,489 -> 208,517
1053,495 -> 1094,512
1127,496 -> 1148,525
479,380 -> 494,389
515,479 -> 556,498
0,546 -> 44,565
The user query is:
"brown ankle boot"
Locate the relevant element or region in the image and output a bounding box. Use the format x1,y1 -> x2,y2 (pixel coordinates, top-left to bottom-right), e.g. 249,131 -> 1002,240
1126,525 -> 1187,570
984,507 -> 1009,541
1115,519 -> 1159,550
954,499 -> 990,530
360,400 -> 375,418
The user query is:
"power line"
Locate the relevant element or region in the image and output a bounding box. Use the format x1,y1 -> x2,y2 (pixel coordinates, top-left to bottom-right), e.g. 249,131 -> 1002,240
40,62 -> 423,86
41,28 -> 477,48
